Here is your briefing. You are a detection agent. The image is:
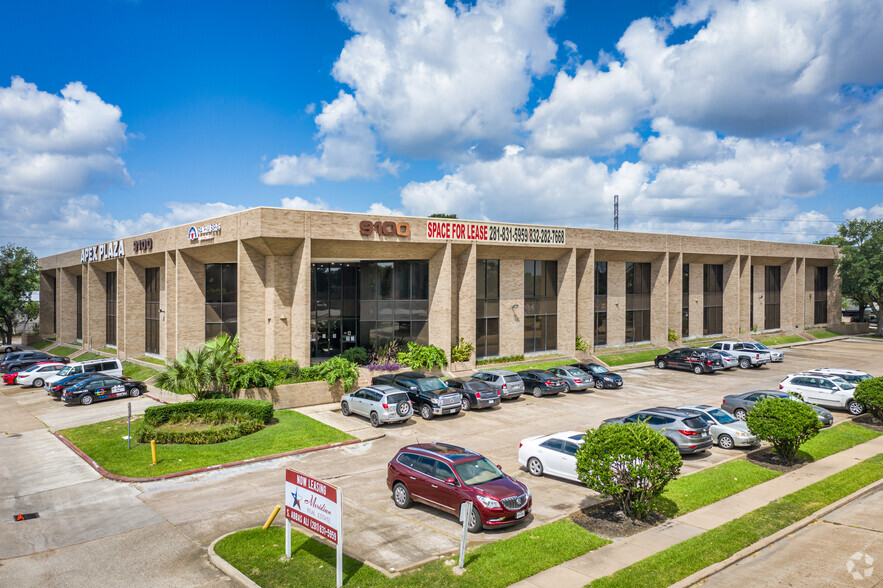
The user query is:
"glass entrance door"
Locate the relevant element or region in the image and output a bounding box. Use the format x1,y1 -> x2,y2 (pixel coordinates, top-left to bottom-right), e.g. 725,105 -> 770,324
145,267 -> 160,355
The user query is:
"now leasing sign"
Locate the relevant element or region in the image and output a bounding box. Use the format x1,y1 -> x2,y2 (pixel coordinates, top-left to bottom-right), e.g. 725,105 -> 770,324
285,469 -> 343,586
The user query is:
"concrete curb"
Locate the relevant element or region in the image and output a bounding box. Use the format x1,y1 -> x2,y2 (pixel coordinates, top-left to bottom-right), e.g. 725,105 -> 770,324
208,531 -> 262,588
52,430 -> 384,483
671,475 -> 883,588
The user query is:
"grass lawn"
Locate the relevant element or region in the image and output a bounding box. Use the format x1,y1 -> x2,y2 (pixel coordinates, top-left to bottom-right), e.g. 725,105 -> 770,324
508,358 -> 577,371
589,453 -> 883,587
30,340 -> 53,350
59,409 -> 355,478
652,460 -> 780,518
757,334 -> 806,346
797,421 -> 881,461
137,355 -> 166,366
597,348 -> 669,367
122,361 -> 160,381
76,352 -> 105,361
50,345 -> 80,357
98,346 -> 118,354
807,329 -> 840,339
215,518 -> 609,588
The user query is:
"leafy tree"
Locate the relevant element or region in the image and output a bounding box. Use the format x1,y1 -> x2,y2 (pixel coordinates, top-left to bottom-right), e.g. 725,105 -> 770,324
575,423 -> 682,520
398,341 -> 448,370
428,213 -> 457,218
855,376 -> 883,422
0,244 -> 40,344
745,397 -> 821,463
820,220 -> 883,333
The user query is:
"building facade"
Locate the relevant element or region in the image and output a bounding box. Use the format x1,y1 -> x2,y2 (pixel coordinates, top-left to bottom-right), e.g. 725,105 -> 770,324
37,208 -> 841,366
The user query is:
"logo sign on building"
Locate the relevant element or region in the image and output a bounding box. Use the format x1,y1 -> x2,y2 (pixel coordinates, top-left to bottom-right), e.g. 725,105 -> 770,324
426,220 -> 566,245
285,469 -> 343,585
187,223 -> 221,242
81,241 -> 125,263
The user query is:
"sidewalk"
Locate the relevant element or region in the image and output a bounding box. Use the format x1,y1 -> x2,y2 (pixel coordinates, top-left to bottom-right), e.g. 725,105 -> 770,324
512,434 -> 883,588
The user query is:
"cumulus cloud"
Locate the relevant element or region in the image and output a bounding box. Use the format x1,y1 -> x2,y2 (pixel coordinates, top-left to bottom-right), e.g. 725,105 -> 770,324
844,203 -> 883,220
365,201 -> 404,216
280,196 -> 330,210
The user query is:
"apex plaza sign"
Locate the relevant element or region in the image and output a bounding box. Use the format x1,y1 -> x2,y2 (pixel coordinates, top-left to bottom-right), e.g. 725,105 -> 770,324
81,240 -> 125,263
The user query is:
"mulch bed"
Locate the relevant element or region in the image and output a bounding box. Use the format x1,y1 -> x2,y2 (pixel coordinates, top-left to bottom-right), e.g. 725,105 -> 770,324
570,501 -> 667,539
746,446 -> 808,473
854,414 -> 883,432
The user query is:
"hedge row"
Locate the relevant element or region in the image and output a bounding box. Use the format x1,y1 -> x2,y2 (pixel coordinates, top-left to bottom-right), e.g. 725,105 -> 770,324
135,419 -> 266,444
143,398 -> 274,426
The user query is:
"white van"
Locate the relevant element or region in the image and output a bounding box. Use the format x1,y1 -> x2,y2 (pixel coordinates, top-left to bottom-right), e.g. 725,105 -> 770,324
44,358 -> 124,389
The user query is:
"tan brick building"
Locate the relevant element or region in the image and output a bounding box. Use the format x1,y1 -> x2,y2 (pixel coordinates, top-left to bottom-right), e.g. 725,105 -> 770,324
37,208 -> 841,366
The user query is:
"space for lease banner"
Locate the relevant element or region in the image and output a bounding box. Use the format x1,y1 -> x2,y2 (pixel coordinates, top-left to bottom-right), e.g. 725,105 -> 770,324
426,220 -> 565,245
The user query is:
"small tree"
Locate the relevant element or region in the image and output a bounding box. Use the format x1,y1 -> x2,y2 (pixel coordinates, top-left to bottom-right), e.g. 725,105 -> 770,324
450,338 -> 474,362
0,244 -> 40,345
575,423 -> 682,520
575,334 -> 589,352
855,376 -> 883,422
398,342 -> 448,371
745,398 -> 821,463
317,356 -> 360,392
155,334 -> 239,400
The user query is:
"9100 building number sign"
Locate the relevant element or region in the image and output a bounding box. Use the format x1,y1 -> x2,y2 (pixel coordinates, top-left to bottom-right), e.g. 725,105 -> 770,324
359,220 -> 411,237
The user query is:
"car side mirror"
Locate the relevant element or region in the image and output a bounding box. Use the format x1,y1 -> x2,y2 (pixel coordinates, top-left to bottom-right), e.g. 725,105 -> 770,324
496,464 -> 503,471
445,477 -> 458,486
409,386 -> 418,391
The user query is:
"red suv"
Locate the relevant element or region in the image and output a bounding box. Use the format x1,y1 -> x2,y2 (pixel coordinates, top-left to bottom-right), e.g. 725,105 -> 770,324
387,442 -> 531,533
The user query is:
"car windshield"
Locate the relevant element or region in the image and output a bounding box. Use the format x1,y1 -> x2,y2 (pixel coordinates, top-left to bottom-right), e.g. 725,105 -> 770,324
56,365 -> 74,376
830,377 -> 855,390
843,374 -> 872,383
753,343 -> 769,350
417,378 -> 448,392
567,368 -> 588,377
707,408 -> 737,424
587,365 -> 608,374
452,457 -> 504,486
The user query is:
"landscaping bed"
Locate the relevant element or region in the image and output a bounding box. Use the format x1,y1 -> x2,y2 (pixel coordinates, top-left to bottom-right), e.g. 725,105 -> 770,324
571,502 -> 666,538
757,334 -> 806,346
596,348 -> 668,367
854,413 -> 883,432
746,422 -> 880,472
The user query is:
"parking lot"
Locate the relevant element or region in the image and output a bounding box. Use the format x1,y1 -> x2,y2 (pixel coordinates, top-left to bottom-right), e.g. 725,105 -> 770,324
1,338 -> 880,582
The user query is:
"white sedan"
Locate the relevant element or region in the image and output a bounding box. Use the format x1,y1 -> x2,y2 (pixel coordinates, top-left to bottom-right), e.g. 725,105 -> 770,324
518,431 -> 585,482
16,362 -> 67,388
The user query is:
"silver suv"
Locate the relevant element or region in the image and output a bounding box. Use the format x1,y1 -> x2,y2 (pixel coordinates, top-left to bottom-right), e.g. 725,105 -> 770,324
341,385 -> 413,427
470,369 -> 524,399
602,407 -> 713,454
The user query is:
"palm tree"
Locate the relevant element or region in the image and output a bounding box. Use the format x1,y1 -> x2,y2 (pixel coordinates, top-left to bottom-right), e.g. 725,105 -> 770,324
155,334 -> 240,400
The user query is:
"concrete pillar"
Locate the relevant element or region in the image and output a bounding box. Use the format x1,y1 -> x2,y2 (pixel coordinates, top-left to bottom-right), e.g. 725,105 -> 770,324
722,257 -> 739,337
575,250 -> 594,347
175,252 -> 204,356
85,264 -> 107,349
428,243 -> 453,351
667,253 -> 683,341
781,258 -> 798,332
607,261 -> 626,346
456,244 -> 477,364
238,241 -> 267,361
688,263 -> 703,338
499,259 -> 524,357
828,264 -> 842,327
164,252 -> 177,358
650,254 -> 668,346
57,268 -> 78,344
738,256 -> 751,335
39,272 -> 56,339
272,255 -> 293,360
557,248 -> 577,355
752,265 -> 765,333
121,259 -> 146,360
291,239 -> 311,367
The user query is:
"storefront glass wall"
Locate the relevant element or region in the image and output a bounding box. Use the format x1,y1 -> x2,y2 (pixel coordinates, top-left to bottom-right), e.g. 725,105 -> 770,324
146,267 -> 161,353
625,262 -> 650,343
76,275 -> 82,340
205,263 -> 237,341
703,264 -> 723,336
594,262 -> 607,346
524,260 -> 557,353
682,265 -> 689,338
106,271 -> 117,346
765,265 -> 781,330
814,266 -> 828,324
476,259 -> 500,358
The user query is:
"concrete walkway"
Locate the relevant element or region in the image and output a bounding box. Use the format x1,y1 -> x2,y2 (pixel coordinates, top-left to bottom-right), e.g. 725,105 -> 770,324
512,434 -> 883,588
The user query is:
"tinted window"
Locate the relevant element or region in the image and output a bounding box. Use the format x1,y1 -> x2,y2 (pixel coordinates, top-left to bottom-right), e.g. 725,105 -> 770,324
436,461 -> 456,481
397,453 -> 417,469
414,456 -> 437,476
503,375 -> 520,383
682,417 -> 707,429
563,442 -> 579,456
101,361 -> 118,371
387,393 -> 409,404
84,364 -> 99,373
540,438 -> 564,451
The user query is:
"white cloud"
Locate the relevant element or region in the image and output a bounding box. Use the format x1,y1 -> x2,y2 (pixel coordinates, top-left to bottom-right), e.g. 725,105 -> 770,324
279,196 -> 329,210
844,203 -> 883,220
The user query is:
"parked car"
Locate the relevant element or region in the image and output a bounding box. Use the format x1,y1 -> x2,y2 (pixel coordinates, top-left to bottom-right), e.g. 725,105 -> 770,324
46,373 -> 103,399
371,371 -> 462,420
518,431 -> 584,481
720,390 -> 834,427
469,369 -> 524,400
677,404 -> 757,449
44,357 -> 124,387
709,342 -> 771,368
14,362 -> 66,388
718,351 -> 739,370
446,378 -> 501,410
654,348 -> 725,374
739,341 -> 784,362
340,384 -> 413,427
806,368 -> 873,385
0,351 -> 70,374
3,360 -> 57,385
387,442 -> 531,533
569,362 -> 624,389
546,366 -> 591,392
602,407 -> 713,454
779,373 -> 865,415
2,343 -> 20,354
516,370 -> 567,397
61,375 -> 146,405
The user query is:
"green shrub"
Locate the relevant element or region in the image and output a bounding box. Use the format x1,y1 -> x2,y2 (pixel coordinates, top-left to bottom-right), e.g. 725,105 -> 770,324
450,337 -> 475,362
667,328 -> 679,342
745,397 -> 821,463
398,341 -> 448,370
292,365 -> 325,383
477,354 -> 525,366
855,376 -> 883,421
142,398 -> 274,426
341,346 -> 368,365
575,423 -> 682,520
228,360 -> 294,392
575,334 -> 589,352
136,419 -> 266,444
137,399 -> 274,444
316,356 -> 360,392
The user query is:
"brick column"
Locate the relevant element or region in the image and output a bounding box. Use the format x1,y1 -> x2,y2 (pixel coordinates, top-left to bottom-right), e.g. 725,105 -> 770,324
607,261 -> 626,346
688,263 -> 703,338
164,252 -> 177,358
290,239 -> 311,367
121,259 -> 146,360
175,252 -> 204,355
499,259 -> 524,357
456,244 -> 477,364
722,256 -> 739,336
557,248 -> 577,355
781,258 -> 798,332
39,272 -> 56,339
575,250 -> 594,347
738,256 -> 751,335
667,253 -> 683,341
85,264 -> 107,349
752,265 -> 765,333
828,263 -> 842,327
650,254 -> 668,346
238,241 -> 267,361
429,243 -> 453,351
271,254 -> 293,360
57,267 -> 78,344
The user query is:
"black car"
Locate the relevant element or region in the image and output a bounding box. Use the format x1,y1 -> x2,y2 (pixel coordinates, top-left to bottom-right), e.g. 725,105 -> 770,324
446,378 -> 501,411
570,362 -> 624,389
516,370 -> 567,397
655,348 -> 724,374
0,351 -> 70,374
371,371 -> 462,420
61,375 -> 146,405
48,373 -> 111,399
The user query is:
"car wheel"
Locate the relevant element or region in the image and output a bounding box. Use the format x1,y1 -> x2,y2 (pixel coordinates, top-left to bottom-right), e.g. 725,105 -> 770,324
392,483 -> 412,508
527,457 -> 544,477
340,401 -> 351,416
563,383 -> 571,393
461,397 -> 471,411
467,504 -> 483,534
3,346 -> 12,353
848,400 -> 865,416
594,379 -> 604,389
656,359 -> 666,369
532,386 -> 543,398
693,365 -> 703,374
33,378 -> 44,388
739,357 -> 750,369
734,408 -> 747,420
129,386 -> 142,398
420,404 -> 433,420
718,434 -> 734,450
370,412 -> 381,427
396,401 -> 410,417
80,394 -> 94,406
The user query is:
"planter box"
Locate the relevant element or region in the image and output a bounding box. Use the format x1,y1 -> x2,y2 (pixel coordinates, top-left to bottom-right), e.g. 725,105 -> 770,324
240,380 -> 346,409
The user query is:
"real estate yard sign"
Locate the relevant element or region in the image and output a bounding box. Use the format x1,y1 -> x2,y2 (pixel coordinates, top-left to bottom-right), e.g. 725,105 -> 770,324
285,468 -> 343,586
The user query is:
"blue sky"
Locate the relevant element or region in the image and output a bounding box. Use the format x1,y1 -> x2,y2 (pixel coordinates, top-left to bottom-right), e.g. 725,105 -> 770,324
2,0 -> 883,255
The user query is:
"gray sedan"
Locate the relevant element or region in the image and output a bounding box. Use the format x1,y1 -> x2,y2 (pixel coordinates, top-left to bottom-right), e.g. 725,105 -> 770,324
546,366 -> 592,392
720,390 -> 833,427
678,404 -> 757,449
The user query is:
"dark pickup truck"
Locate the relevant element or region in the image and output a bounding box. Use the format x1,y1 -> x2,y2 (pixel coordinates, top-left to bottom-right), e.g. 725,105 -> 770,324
371,371 -> 463,420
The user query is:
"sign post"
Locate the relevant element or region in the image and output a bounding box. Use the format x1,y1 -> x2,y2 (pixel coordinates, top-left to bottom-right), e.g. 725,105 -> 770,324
458,502 -> 471,569
127,402 -> 131,450
285,468 -> 343,587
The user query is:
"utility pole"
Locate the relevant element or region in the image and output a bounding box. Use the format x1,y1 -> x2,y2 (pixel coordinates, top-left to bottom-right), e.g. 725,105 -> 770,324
614,195 -> 619,230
